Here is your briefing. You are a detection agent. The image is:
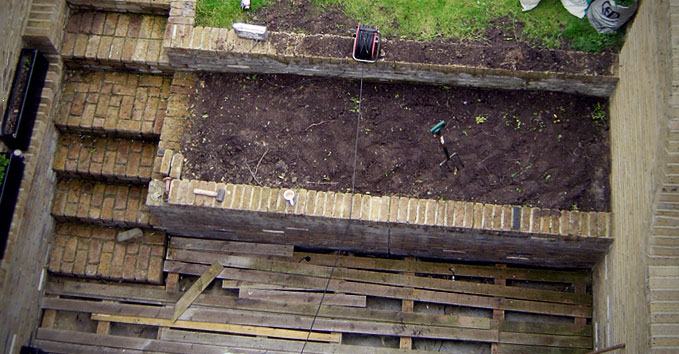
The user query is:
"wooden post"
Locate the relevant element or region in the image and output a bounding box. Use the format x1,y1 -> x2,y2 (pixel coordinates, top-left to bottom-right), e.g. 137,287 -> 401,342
491,264 -> 506,354
96,300 -> 113,334
574,283 -> 587,328
400,258 -> 415,349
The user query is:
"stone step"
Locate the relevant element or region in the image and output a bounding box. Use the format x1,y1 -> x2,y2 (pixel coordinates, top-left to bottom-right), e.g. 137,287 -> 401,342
52,178 -> 154,228
68,0 -> 170,16
61,11 -> 171,72
47,222 -> 165,283
53,134 -> 156,183
55,69 -> 171,138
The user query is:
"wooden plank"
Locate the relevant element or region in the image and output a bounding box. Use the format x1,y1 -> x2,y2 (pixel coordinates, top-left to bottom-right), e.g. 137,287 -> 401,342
172,263 -> 223,322
498,331 -> 592,349
91,313 -> 342,343
161,328 -> 436,354
164,261 -> 591,317
400,265 -> 415,350
497,343 -> 589,354
35,340 -> 162,354
170,237 -> 294,257
45,297 -> 497,343
222,279 -> 324,291
500,321 -> 592,337
167,251 -> 591,305
239,288 -> 367,307
35,328 -> 258,354
294,252 -> 591,284
42,294 -> 491,332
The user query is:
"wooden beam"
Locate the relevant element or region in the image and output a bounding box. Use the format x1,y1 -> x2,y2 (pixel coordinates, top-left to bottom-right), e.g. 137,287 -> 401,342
294,252 -> 591,284
171,263 -> 222,323
170,237 -> 294,257
239,288 -> 367,307
91,313 -> 341,343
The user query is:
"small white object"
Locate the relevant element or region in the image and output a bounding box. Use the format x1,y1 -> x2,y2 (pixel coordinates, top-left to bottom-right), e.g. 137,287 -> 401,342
241,0 -> 250,10
283,189 -> 295,206
233,23 -> 268,41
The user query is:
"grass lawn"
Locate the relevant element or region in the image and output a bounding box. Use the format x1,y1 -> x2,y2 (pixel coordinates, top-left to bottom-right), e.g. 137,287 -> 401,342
195,0 -> 625,52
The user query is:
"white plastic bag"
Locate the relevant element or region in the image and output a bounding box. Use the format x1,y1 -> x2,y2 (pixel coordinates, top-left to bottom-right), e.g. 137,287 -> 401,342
520,0 -> 542,12
587,0 -> 638,34
561,0 -> 589,18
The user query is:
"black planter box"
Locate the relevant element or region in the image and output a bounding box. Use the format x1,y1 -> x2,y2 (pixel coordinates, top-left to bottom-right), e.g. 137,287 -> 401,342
1,49 -> 48,151
0,151 -> 25,259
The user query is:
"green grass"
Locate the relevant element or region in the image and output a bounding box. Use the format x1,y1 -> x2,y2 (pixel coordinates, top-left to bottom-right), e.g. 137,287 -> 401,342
196,0 -> 271,28
196,0 -> 626,52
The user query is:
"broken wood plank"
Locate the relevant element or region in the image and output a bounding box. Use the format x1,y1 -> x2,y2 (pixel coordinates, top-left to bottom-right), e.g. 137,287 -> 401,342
91,313 -> 342,343
239,288 -> 367,307
294,252 -> 591,284
170,237 -> 294,257
167,251 -> 591,305
171,263 -> 223,323
164,260 -> 591,318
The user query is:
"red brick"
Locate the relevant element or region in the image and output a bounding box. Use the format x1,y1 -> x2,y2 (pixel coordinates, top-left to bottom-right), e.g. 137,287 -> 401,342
73,250 -> 88,275
114,185 -> 129,210
115,15 -> 130,37
98,252 -> 112,277
103,13 -> 118,36
147,257 -> 163,283
88,239 -> 102,264
126,242 -> 139,255
122,254 -> 137,280
48,246 -> 64,272
62,237 -> 78,262
90,13 -> 106,35
127,15 -> 142,37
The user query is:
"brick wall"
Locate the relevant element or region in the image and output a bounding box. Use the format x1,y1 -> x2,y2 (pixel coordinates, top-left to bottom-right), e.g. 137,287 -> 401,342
147,178 -> 612,268
592,0 -> 672,351
0,55 -> 63,354
163,0 -> 617,97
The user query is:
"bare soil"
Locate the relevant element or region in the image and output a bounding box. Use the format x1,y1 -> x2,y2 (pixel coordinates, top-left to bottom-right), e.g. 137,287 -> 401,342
249,0 -> 615,75
182,73 -> 610,211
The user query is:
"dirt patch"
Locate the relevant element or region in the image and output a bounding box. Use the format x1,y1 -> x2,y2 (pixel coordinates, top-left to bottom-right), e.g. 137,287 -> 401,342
182,73 -> 610,211
250,1 -> 614,75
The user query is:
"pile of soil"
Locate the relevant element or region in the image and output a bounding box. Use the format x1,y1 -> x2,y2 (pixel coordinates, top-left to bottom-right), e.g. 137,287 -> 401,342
247,0 -> 615,75
182,73 -> 610,211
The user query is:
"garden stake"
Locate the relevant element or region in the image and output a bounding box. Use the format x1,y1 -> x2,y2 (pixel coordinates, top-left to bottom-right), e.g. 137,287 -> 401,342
430,120 -> 463,173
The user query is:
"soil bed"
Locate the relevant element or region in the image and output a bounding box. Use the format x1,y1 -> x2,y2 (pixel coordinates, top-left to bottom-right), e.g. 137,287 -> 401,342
182,73 -> 610,211
247,0 -> 615,75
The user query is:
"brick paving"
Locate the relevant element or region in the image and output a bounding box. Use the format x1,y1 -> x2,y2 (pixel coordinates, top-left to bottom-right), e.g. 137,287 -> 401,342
55,70 -> 171,138
61,11 -> 170,72
54,134 -> 157,182
52,179 -> 154,228
48,222 -> 165,283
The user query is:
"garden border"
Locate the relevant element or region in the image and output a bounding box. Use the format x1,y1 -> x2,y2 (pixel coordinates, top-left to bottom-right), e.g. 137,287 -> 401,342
148,72 -> 612,268
163,0 -> 618,97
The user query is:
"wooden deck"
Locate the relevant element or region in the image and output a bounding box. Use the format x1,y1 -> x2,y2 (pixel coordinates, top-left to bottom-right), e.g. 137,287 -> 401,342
37,236 -> 593,353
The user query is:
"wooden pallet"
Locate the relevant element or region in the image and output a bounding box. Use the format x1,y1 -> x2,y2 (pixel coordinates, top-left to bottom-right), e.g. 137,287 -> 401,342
36,236 -> 593,353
